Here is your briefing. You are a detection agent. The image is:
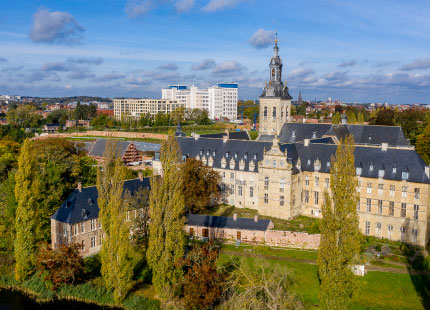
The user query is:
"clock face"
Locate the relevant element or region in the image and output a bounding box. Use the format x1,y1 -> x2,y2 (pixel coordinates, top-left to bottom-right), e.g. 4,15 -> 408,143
266,87 -> 274,97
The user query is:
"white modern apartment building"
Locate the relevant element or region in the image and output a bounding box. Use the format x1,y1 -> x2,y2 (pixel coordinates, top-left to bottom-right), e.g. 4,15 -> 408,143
161,83 -> 238,120
113,98 -> 184,120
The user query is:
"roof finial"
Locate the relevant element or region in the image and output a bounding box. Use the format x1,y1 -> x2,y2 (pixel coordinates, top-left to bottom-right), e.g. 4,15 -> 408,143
275,29 -> 278,43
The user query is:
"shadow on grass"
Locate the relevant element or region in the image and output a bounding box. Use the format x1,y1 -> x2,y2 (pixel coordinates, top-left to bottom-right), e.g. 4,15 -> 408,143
402,219 -> 430,310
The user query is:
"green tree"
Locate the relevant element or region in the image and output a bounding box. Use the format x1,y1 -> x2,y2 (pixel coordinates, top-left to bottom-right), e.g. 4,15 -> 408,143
0,172 -> 17,251
182,158 -> 221,214
332,112 -> 341,124
97,141 -> 135,303
347,112 -> 357,124
14,139 -> 40,281
317,135 -> 361,310
7,105 -> 41,128
139,113 -> 153,127
416,122 -> 430,165
357,111 -> 365,124
147,136 -> 185,300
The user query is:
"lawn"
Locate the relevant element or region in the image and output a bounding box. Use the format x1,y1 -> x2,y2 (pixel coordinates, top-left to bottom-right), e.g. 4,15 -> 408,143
210,205 -> 320,233
219,249 -> 427,310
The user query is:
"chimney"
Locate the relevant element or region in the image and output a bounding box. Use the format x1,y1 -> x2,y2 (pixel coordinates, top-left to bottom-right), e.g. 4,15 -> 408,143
194,134 -> 200,140
223,134 -> 229,143
425,166 -> 430,178
304,139 -> 310,147
254,214 -> 259,222
233,213 -> 238,221
139,171 -> 143,181
381,142 -> 388,151
77,182 -> 82,192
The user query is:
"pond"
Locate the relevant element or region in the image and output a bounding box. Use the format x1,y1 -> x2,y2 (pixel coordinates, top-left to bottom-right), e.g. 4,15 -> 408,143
0,289 -> 112,310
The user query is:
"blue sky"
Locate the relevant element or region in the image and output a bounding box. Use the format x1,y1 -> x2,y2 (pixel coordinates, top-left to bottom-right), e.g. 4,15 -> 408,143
0,0 -> 429,104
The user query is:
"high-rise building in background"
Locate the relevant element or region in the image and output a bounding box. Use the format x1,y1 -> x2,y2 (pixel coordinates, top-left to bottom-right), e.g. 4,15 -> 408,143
113,98 -> 184,120
161,83 -> 238,120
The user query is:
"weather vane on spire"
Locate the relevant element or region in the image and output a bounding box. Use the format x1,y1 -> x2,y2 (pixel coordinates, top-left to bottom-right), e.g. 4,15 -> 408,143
275,30 -> 278,43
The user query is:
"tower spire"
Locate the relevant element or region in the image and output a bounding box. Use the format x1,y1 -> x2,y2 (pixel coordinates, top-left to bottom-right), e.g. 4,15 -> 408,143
273,30 -> 279,57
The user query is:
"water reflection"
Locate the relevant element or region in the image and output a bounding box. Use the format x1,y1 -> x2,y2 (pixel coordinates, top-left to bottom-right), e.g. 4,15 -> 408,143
0,289 -> 112,310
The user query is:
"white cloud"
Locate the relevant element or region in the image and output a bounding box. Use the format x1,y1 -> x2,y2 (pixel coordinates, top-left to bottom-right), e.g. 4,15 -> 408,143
191,59 -> 216,70
175,0 -> 195,13
67,57 -> 103,65
29,8 -> 84,44
125,0 -> 156,19
157,63 -> 178,70
202,0 -> 243,12
212,60 -> 245,76
338,60 -> 356,68
249,29 -> 275,49
400,58 -> 430,71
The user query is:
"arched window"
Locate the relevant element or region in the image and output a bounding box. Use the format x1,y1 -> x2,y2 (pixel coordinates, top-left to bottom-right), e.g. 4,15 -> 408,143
271,68 -> 275,79
263,106 -> 267,117
272,107 -> 276,118
281,107 -> 284,118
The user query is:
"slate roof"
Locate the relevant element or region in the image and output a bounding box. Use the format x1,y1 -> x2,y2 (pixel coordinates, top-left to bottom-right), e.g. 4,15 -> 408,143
294,143 -> 429,183
176,136 -> 429,184
177,137 -> 274,172
275,123 -> 410,147
200,131 -> 250,140
88,139 -> 131,158
186,214 -> 272,231
51,178 -> 151,224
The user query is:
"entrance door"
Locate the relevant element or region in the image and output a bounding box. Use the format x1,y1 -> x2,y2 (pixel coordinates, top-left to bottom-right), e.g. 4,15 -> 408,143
237,231 -> 241,240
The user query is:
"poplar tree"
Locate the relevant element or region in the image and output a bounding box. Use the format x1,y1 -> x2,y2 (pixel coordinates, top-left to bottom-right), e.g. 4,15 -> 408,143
14,139 -> 40,281
97,141 -> 134,303
332,112 -> 341,124
317,135 -> 361,310
147,135 -> 185,300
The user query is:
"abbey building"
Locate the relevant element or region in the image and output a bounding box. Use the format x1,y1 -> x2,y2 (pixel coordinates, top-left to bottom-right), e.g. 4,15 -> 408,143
174,40 -> 430,247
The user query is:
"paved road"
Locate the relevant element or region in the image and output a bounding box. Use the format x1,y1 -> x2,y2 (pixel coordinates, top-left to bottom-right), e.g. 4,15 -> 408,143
221,249 -> 430,275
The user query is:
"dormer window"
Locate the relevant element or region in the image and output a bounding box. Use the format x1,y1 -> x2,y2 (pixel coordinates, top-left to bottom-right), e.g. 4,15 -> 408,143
226,152 -> 229,158
393,165 -> 397,174
88,198 -> 93,205
234,152 -> 238,159
244,153 -> 248,160
356,167 -> 362,176
368,134 -> 372,141
312,131 -> 317,139
369,163 -> 374,172
314,160 -> 321,171
402,171 -> 409,180
307,159 -> 311,166
326,162 -> 330,168
199,150 -> 203,156
292,131 -> 296,138
378,169 -> 385,178
206,150 -> 210,156
212,151 -> 216,157
254,154 -> 257,160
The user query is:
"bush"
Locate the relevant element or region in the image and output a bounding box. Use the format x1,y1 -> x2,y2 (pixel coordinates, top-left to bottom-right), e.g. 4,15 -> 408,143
37,243 -> 84,290
83,254 -> 101,279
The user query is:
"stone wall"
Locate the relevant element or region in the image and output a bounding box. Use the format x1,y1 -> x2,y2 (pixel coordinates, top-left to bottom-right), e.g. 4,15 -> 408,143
35,131 -> 167,140
265,230 -> 320,249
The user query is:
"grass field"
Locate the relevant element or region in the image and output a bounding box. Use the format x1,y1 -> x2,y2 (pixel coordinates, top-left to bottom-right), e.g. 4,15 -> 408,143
210,205 -> 321,233
219,248 -> 427,310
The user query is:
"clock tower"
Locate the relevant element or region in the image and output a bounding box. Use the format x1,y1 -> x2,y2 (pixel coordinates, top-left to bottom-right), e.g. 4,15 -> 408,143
259,37 -> 292,136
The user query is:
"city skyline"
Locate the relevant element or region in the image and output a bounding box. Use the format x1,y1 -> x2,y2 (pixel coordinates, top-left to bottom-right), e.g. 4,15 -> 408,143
0,0 -> 429,104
